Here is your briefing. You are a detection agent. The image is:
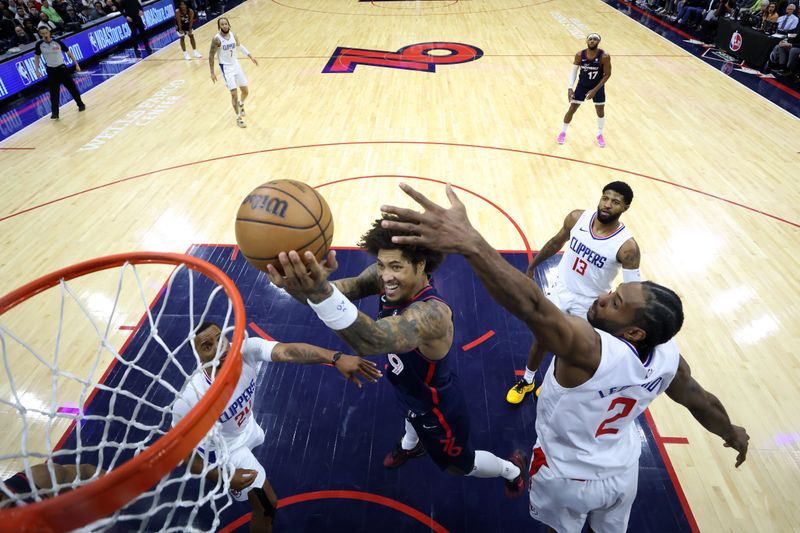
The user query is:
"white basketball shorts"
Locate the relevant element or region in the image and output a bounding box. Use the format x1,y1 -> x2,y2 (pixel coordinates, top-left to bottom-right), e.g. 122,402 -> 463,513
228,417 -> 266,502
545,277 -> 596,319
529,446 -> 639,533
220,63 -> 248,91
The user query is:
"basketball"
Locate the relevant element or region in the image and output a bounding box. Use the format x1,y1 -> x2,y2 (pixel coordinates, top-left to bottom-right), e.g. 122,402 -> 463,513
234,179 -> 334,273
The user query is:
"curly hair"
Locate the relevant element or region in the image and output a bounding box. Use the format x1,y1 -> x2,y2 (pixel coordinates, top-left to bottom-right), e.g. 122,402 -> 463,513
634,281 -> 684,356
358,215 -> 445,274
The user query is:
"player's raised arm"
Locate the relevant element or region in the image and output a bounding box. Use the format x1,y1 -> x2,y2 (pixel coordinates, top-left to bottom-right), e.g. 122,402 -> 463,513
333,263 -> 382,301
666,356 -> 749,467
526,209 -> 582,277
380,183 -> 598,367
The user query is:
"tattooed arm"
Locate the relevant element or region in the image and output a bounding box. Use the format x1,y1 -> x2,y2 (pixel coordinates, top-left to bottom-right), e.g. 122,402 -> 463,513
617,238 -> 641,269
272,342 -> 382,386
333,263 -> 382,301
333,299 -> 452,359
526,209 -> 582,277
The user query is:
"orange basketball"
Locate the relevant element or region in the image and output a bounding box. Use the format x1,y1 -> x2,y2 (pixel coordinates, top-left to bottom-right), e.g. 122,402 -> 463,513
234,179 -> 334,273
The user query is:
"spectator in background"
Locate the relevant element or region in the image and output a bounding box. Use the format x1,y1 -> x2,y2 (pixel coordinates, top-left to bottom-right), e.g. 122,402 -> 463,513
769,31 -> 800,73
14,4 -> 28,24
37,11 -> 59,32
39,0 -> 62,24
22,17 -> 37,36
673,0 -> 706,26
760,1 -> 779,31
61,3 -> 81,30
33,26 -> 85,119
775,2 -> 798,31
90,1 -> 106,19
103,0 -> 117,12
79,4 -> 93,20
117,0 -> 151,57
14,22 -> 36,44
702,0 -> 735,40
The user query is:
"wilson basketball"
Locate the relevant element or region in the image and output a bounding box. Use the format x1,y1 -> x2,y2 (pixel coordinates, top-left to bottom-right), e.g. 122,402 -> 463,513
235,179 -> 334,273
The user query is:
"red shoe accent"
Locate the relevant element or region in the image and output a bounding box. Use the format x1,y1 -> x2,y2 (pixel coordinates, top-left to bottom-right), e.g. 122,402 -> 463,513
383,441 -> 426,469
504,449 -> 529,498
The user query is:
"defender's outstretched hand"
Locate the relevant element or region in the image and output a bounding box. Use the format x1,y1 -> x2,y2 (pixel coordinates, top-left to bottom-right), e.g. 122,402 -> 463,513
724,425 -> 750,468
379,183 -> 480,255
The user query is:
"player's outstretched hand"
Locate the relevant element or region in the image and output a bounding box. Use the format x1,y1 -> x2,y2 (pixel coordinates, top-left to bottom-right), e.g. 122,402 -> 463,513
250,56 -> 259,66
230,468 -> 258,490
267,250 -> 337,302
724,425 -> 749,468
380,183 -> 480,255
336,355 -> 382,387
210,72 -> 217,83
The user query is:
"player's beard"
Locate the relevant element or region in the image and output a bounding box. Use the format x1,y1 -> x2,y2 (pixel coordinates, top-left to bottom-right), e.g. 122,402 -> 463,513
587,43 -> 598,50
596,208 -> 620,224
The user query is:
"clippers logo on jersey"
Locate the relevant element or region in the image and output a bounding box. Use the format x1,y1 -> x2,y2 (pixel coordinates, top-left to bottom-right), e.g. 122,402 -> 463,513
323,42 -> 483,73
568,237 -> 607,268
578,50 -> 604,86
241,194 -> 288,218
729,31 -> 743,52
218,378 -> 256,426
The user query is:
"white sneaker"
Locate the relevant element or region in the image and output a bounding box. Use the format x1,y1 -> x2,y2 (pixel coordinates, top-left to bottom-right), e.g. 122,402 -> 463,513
238,101 -> 245,117
236,116 -> 246,128
192,50 -> 202,58
183,51 -> 190,60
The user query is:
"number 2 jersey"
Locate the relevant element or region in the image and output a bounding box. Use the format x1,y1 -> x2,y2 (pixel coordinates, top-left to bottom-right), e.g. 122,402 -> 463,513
171,337 -> 274,451
378,284 -> 460,416
558,210 -> 632,298
535,329 -> 680,479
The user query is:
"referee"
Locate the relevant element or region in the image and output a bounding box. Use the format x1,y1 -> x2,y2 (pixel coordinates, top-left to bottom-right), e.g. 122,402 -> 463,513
33,27 -> 86,120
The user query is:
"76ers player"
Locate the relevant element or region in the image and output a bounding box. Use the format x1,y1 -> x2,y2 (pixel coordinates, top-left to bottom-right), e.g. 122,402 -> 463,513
507,181 -> 640,404
209,17 -> 258,128
171,322 -> 381,532
557,33 -> 612,147
266,218 -> 528,498
378,182 -> 749,533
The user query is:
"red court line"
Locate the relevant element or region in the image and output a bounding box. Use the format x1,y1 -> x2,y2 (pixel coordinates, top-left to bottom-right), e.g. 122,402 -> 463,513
219,490 -> 450,533
118,325 -> 136,330
230,246 -> 239,260
0,147 -> 35,150
461,330 -> 495,351
762,77 -> 800,98
249,322 -> 275,341
317,175 -> 533,261
2,141 -> 796,228
643,409 -> 699,532
660,436 -> 690,445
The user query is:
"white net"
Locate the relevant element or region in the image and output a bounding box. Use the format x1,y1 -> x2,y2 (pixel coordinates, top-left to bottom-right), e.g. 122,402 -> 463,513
0,256 -> 245,532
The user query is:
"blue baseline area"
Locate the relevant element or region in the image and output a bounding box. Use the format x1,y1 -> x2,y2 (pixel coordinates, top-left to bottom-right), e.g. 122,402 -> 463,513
600,0 -> 800,118
57,246 -> 692,532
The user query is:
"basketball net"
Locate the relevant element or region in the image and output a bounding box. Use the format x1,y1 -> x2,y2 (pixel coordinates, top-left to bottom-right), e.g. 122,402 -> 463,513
0,252 -> 247,532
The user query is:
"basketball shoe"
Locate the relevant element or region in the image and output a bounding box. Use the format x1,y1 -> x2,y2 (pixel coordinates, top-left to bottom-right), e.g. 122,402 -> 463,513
236,116 -> 246,128
504,449 -> 529,498
192,50 -> 202,58
596,134 -> 606,148
383,440 -> 426,469
506,377 -> 535,404
557,132 -> 566,144
183,51 -> 190,60
238,101 -> 246,117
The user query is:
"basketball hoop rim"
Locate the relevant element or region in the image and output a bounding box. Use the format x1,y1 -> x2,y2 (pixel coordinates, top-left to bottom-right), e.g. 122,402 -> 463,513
0,252 -> 246,533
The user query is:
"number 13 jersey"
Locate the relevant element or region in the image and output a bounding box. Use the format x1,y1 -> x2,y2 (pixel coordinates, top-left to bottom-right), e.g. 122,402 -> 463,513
535,329 -> 680,479
558,210 -> 633,298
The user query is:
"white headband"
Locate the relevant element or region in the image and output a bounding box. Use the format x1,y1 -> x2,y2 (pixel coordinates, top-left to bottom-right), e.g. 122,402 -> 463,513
587,33 -> 602,41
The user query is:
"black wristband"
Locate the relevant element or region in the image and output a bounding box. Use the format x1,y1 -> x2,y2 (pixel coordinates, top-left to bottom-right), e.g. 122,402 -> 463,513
331,351 -> 343,366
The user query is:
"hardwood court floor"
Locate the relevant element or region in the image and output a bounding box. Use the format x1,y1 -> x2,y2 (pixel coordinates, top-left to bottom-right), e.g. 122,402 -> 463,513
2,0 -> 799,530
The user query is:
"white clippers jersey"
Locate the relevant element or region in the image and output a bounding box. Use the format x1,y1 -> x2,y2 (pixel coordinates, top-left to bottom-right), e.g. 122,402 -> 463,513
535,329 -> 680,480
558,210 -> 633,297
172,337 -> 275,451
215,31 -> 238,66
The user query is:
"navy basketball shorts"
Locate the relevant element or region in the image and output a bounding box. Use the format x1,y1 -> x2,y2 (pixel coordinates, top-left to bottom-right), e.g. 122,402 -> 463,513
409,401 -> 475,474
572,84 -> 606,105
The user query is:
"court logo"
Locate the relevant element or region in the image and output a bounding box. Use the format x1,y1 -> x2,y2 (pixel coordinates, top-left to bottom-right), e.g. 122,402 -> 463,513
16,62 -> 31,86
0,76 -> 7,98
729,31 -> 742,52
323,42 -> 484,73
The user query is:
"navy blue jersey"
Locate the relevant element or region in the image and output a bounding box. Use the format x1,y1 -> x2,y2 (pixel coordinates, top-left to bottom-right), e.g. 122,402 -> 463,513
378,283 -> 458,415
577,49 -> 605,89
1,472 -> 34,505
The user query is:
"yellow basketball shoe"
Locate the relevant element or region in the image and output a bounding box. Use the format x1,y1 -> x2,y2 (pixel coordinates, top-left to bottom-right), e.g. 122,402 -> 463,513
506,377 -> 535,404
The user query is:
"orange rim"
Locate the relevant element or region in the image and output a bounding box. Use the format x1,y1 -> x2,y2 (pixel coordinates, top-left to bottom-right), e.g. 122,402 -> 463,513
0,252 -> 246,533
